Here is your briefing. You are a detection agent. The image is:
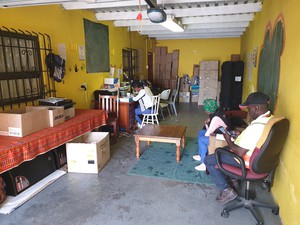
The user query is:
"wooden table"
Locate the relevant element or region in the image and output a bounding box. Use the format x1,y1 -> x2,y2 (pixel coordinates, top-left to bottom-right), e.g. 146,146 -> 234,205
134,124 -> 187,162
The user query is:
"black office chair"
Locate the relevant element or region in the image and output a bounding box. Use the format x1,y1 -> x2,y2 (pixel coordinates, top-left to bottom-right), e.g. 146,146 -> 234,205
215,116 -> 289,225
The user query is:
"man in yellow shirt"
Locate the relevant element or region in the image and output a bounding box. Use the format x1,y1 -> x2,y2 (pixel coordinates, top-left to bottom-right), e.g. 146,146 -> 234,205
204,92 -> 272,205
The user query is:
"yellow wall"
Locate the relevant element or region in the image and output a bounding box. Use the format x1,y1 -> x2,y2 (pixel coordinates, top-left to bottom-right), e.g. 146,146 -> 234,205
2,1 -> 300,223
241,0 -> 300,223
157,38 -> 240,78
0,5 -> 153,109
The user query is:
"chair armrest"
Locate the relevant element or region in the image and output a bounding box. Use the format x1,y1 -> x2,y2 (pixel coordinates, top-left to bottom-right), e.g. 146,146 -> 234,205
215,147 -> 247,180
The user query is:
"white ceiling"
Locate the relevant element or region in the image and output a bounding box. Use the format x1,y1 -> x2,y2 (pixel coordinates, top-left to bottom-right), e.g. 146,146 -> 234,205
0,0 -> 263,40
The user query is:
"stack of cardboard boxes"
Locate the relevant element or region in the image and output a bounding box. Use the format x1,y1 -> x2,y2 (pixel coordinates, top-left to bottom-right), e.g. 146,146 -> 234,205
154,46 -> 179,89
198,60 -> 219,105
191,65 -> 200,102
179,74 -> 190,102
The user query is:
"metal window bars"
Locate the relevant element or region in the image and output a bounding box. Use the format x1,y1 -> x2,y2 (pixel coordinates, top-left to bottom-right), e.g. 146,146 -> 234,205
0,26 -> 56,110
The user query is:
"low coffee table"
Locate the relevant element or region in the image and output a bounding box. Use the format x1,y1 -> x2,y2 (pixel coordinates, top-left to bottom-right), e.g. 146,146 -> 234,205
134,124 -> 187,162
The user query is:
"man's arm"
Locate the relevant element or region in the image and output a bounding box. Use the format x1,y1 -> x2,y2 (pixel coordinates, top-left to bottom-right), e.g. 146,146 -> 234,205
223,132 -> 248,157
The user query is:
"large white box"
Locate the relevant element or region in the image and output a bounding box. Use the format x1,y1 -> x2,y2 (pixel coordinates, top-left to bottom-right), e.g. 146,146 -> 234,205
66,132 -> 110,174
0,106 -> 49,137
104,78 -> 115,85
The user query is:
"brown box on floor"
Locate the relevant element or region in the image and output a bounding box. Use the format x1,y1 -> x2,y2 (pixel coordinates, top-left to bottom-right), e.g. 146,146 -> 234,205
208,134 -> 227,155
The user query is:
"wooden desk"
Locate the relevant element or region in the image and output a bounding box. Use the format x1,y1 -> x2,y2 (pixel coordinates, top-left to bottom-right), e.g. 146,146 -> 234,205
93,100 -> 136,134
0,109 -> 107,174
119,101 -> 136,133
134,124 -> 187,162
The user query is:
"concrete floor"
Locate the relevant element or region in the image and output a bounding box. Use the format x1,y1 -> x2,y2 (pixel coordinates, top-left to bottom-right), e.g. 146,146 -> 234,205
0,103 -> 282,225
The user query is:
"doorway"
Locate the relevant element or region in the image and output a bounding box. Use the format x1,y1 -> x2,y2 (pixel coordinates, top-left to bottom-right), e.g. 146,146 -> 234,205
147,52 -> 153,84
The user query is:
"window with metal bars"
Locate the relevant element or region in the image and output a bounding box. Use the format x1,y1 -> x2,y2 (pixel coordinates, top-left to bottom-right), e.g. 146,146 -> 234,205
122,48 -> 138,81
0,27 -> 56,110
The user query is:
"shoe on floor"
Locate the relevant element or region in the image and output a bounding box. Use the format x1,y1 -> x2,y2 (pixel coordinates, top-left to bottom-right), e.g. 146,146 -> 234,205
195,163 -> 206,171
193,155 -> 201,161
137,123 -> 143,129
216,187 -> 238,205
216,191 -> 223,201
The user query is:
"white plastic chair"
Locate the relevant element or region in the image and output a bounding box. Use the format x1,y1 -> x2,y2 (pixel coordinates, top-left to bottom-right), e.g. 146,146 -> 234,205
141,94 -> 160,126
159,89 -> 171,119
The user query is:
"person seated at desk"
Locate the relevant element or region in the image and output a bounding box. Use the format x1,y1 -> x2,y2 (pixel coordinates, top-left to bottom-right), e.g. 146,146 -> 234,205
204,92 -> 272,205
131,80 -> 154,129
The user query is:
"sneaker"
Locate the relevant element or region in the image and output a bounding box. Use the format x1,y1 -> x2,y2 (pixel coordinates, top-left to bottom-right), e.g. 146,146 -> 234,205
137,123 -> 142,129
193,155 -> 201,161
195,163 -> 206,171
215,191 -> 223,201
216,187 -> 238,205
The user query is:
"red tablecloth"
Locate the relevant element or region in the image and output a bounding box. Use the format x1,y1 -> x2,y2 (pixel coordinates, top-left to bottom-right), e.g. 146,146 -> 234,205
0,109 -> 107,174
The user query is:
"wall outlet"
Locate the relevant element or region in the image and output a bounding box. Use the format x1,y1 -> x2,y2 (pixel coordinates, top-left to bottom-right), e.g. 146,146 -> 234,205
81,83 -> 87,90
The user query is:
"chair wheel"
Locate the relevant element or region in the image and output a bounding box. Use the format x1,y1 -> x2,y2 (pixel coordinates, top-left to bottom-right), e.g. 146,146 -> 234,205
221,210 -> 229,218
272,208 -> 279,215
256,222 -> 263,225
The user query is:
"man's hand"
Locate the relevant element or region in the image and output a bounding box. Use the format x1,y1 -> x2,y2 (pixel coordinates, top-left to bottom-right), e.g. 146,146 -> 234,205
223,128 -> 248,157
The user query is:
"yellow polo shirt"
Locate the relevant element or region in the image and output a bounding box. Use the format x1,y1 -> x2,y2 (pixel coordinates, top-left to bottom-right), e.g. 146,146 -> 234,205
234,111 -> 273,167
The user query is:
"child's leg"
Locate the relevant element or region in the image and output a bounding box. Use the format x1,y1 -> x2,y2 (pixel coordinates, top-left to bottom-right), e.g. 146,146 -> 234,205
198,129 -> 206,154
199,135 -> 209,163
134,106 -> 143,125
205,116 -> 227,136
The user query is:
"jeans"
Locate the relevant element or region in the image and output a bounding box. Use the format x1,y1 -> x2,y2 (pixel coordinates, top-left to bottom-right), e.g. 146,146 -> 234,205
198,129 -> 209,163
204,150 -> 241,190
135,106 -> 152,125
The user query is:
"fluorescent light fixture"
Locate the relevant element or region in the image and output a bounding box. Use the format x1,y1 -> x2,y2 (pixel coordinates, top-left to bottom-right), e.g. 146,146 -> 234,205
161,17 -> 184,32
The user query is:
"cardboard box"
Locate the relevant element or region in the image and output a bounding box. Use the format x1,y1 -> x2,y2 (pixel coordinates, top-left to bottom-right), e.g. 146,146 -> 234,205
172,50 -> 179,61
191,95 -> 198,102
208,134 -> 227,155
104,78 -> 115,85
160,46 -> 168,56
65,107 -> 75,120
0,106 -> 49,137
28,106 -> 65,127
179,91 -> 190,103
171,61 -> 179,79
200,60 -> 219,71
231,54 -> 240,62
66,132 -> 110,174
193,65 -> 200,77
48,107 -> 65,127
155,47 -> 161,56
199,70 -> 218,80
